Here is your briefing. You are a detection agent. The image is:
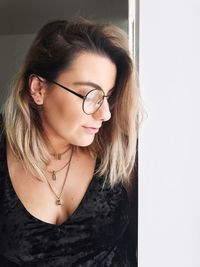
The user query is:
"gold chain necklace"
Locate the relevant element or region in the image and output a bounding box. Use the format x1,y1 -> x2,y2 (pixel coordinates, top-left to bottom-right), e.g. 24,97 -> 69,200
51,146 -> 71,160
44,146 -> 74,206
46,158 -> 71,181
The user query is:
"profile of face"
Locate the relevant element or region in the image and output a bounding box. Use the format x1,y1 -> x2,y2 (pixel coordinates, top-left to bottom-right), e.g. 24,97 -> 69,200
30,52 -> 117,148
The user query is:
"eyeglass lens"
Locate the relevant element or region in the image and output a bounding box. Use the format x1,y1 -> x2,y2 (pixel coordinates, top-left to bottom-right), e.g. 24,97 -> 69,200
83,89 -> 105,114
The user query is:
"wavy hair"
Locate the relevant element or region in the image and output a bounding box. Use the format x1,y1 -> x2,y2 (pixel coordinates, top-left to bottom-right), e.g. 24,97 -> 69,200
2,18 -> 144,188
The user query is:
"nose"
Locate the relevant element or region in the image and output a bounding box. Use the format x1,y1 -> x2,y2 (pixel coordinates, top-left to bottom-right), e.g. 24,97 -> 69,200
93,98 -> 111,121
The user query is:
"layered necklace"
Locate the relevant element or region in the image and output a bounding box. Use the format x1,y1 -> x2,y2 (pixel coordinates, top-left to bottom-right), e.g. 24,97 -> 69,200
47,146 -> 71,181
44,146 -> 74,206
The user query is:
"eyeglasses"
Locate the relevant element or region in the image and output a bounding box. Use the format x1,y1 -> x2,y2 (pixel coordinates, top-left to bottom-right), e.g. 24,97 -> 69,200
50,80 -> 111,115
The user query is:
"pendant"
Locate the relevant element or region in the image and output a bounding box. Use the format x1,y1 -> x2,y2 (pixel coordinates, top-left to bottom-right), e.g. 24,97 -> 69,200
52,171 -> 56,181
56,199 -> 62,205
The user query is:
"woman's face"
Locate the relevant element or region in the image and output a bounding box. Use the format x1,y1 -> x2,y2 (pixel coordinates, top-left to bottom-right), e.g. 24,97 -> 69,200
38,52 -> 117,148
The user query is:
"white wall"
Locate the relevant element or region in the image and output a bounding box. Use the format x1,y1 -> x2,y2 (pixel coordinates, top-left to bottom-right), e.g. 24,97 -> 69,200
139,0 -> 200,266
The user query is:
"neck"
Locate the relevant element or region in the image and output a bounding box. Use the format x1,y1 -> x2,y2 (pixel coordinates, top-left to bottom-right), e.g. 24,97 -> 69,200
42,131 -> 71,156
47,138 -> 71,156
41,118 -> 71,156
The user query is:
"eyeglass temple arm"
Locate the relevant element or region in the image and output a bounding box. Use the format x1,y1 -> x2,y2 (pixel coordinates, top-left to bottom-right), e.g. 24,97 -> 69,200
51,80 -> 85,100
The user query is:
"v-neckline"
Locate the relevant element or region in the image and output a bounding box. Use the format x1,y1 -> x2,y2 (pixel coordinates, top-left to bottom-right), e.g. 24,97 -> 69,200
3,135 -> 99,227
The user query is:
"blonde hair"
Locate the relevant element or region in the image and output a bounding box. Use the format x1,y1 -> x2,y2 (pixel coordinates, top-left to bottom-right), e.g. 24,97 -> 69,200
2,18 -> 144,188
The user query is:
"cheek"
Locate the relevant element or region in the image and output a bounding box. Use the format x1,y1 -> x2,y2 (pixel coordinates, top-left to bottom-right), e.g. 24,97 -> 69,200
43,94 -> 83,131
50,90 -> 82,116
41,93 -> 96,146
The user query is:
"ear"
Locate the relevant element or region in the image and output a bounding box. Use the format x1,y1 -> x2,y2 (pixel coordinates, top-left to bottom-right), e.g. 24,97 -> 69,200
29,75 -> 47,105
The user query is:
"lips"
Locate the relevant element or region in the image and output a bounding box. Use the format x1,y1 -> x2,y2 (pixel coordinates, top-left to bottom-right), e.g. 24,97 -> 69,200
83,126 -> 101,134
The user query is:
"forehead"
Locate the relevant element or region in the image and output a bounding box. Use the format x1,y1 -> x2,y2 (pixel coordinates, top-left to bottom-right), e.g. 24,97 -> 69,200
58,52 -> 117,92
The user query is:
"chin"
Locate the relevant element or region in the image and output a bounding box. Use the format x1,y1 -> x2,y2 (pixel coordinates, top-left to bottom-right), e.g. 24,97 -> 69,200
74,136 -> 95,147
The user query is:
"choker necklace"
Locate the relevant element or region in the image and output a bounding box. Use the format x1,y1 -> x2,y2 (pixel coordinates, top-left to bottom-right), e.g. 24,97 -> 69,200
51,146 -> 71,160
45,146 -> 74,206
47,158 -> 71,181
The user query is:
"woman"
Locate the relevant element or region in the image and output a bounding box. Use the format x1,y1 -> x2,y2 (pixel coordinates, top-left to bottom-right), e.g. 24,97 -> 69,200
0,18 -> 143,266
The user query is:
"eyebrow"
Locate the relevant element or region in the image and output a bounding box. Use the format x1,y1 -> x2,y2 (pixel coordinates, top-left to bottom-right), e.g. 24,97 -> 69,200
72,81 -> 115,93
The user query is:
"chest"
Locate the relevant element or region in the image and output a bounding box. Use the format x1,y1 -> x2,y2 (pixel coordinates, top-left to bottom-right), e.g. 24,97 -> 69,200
6,146 -> 96,225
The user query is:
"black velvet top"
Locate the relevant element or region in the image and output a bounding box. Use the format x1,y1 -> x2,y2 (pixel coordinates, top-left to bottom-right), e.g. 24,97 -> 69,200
0,124 -> 136,266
